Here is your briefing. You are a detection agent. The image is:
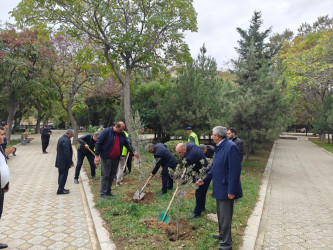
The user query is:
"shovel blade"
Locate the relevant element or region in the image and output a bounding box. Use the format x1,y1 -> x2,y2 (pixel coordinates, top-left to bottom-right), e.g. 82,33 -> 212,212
158,212 -> 170,224
133,190 -> 145,200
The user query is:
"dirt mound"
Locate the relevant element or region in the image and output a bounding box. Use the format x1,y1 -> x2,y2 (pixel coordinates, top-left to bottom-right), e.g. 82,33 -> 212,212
143,218 -> 196,241
127,190 -> 156,204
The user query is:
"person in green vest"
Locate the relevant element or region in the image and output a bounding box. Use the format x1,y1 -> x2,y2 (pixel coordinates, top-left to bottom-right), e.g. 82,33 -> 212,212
116,129 -> 131,186
187,126 -> 199,146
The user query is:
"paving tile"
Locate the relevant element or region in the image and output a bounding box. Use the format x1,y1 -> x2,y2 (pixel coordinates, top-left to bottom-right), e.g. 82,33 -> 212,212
256,137 -> 333,248
0,131 -> 98,249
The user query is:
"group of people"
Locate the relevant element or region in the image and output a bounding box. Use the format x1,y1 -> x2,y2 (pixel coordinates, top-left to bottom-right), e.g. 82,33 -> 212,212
0,120 -> 244,249
146,126 -> 244,249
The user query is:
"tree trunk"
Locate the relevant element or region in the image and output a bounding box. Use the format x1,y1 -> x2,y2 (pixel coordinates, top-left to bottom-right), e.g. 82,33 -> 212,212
123,74 -> 132,132
328,134 -> 331,144
67,109 -> 78,144
319,134 -> 326,142
245,142 -> 249,161
35,106 -> 42,134
6,92 -> 18,143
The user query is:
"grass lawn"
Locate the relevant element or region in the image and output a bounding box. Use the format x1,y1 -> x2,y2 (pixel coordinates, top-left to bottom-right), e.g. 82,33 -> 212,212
82,143 -> 272,249
311,140 -> 333,153
7,138 -> 21,148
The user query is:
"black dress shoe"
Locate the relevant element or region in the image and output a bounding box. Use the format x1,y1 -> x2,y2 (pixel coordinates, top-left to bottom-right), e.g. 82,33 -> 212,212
0,243 -> 8,249
187,213 -> 200,219
158,191 -> 166,196
57,190 -> 70,195
100,195 -> 108,201
212,234 -> 222,240
106,192 -> 117,197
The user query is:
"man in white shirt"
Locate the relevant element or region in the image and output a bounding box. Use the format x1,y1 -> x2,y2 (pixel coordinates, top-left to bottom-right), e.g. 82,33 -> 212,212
0,126 -> 9,249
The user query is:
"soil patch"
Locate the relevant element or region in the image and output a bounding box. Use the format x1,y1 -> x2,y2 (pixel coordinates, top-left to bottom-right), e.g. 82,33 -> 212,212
122,177 -> 137,185
184,190 -> 195,199
126,190 -> 156,204
143,218 -> 196,241
184,190 -> 213,199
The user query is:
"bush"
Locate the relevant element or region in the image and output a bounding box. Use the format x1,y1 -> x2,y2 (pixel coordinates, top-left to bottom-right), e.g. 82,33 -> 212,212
87,125 -> 99,133
164,140 -> 187,163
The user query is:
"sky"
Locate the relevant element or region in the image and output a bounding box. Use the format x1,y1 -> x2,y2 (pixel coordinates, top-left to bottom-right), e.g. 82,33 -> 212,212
1,0 -> 333,70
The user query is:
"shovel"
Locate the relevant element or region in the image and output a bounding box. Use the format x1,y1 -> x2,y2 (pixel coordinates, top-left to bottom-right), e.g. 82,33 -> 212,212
158,167 -> 187,224
87,147 -> 96,157
133,175 -> 153,200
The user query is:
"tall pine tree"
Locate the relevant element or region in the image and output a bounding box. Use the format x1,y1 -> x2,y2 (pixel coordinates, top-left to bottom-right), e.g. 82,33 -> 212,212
230,11 -> 291,159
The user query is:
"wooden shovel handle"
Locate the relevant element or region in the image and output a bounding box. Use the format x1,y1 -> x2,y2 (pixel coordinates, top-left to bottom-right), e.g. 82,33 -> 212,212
140,174 -> 153,193
87,147 -> 96,157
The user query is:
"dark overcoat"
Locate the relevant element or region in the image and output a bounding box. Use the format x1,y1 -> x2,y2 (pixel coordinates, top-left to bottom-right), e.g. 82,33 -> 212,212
55,134 -> 73,169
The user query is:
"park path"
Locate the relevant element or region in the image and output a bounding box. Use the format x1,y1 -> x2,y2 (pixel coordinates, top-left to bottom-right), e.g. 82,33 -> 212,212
255,136 -> 333,249
0,130 -> 109,249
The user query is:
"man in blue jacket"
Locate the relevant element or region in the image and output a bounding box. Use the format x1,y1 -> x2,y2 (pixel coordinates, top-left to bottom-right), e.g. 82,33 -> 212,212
196,126 -> 242,250
55,129 -> 75,195
94,121 -> 139,200
176,142 -> 210,219
147,143 -> 177,196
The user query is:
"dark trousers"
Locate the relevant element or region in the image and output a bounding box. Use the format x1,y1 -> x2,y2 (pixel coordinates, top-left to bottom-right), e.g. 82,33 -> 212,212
161,173 -> 173,193
74,150 -> 96,179
58,168 -> 69,193
100,158 -> 119,196
42,141 -> 49,152
0,188 -> 3,218
216,199 -> 234,250
193,178 -> 211,215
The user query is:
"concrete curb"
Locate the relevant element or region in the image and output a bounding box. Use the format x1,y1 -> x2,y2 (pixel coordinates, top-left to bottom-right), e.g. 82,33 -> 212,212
240,140 -> 277,250
73,146 -> 116,250
306,138 -> 333,156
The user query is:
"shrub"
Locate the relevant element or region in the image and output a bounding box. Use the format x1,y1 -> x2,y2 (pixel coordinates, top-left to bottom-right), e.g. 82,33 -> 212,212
164,140 -> 187,163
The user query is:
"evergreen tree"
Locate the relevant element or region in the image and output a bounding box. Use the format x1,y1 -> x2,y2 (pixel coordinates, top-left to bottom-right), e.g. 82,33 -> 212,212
229,11 -> 291,159
157,44 -> 224,137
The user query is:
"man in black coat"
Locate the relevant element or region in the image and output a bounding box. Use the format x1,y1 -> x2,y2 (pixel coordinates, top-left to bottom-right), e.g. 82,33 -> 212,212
146,143 -> 177,196
40,124 -> 52,154
55,129 -> 74,195
74,133 -> 99,184
176,142 -> 210,219
227,127 -> 244,161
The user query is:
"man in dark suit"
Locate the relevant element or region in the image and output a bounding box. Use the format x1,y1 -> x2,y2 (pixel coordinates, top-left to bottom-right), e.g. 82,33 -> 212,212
176,142 -> 209,219
199,144 -> 215,159
227,127 -> 244,161
0,126 -> 9,249
197,126 -> 242,250
146,143 -> 177,196
41,124 -> 52,154
55,129 -> 74,195
74,132 -> 99,184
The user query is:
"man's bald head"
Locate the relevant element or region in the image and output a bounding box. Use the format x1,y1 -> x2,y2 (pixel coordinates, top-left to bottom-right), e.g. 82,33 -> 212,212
175,143 -> 187,157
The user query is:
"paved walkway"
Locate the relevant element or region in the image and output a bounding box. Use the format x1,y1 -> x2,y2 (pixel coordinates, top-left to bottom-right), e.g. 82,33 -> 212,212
245,136 -> 333,249
0,131 -> 113,249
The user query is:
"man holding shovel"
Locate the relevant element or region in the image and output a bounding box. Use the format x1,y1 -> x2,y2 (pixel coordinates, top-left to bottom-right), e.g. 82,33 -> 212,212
146,143 -> 177,196
74,132 -> 99,184
94,122 -> 139,200
175,142 -> 210,219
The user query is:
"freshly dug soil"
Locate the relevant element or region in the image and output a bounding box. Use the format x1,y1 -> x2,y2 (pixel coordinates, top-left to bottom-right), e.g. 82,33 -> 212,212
143,218 -> 196,241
